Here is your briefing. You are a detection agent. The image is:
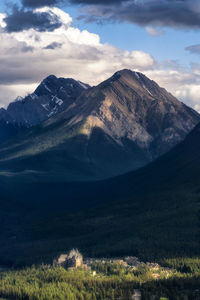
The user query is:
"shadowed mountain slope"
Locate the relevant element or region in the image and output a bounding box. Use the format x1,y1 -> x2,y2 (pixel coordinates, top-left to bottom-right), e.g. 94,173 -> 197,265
0,69 -> 199,181
0,121 -> 200,265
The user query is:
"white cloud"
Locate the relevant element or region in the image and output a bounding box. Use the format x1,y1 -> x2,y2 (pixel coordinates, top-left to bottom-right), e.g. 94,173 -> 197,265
145,27 -> 164,36
0,13 -> 6,28
0,7 -> 200,114
0,7 -> 155,106
144,67 -> 200,112
0,84 -> 38,108
35,6 -> 72,27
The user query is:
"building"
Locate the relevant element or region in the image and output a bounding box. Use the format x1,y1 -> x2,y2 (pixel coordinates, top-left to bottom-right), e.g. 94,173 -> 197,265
54,249 -> 83,269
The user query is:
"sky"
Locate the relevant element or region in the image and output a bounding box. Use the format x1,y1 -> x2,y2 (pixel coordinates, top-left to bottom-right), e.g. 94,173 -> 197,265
0,0 -> 200,111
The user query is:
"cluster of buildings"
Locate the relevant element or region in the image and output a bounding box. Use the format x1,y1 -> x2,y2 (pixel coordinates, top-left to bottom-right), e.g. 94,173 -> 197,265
53,249 -> 173,300
53,249 -> 160,273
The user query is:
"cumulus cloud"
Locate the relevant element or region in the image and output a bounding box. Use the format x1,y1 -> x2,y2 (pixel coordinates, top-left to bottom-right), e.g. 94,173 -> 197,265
0,83 -> 38,107
144,64 -> 200,112
4,6 -> 63,32
0,6 -> 200,112
0,7 -> 154,107
44,41 -> 63,49
18,0 -> 200,31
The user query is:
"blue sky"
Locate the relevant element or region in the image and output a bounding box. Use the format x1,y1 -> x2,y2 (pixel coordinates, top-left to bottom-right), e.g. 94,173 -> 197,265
62,4 -> 200,67
75,22 -> 199,65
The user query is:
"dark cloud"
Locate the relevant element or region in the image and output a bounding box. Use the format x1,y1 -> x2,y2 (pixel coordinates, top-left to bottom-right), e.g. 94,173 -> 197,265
186,44 -> 200,54
44,42 -> 63,49
68,0 -> 123,3
71,0 -> 200,30
6,45 -> 35,55
21,0 -> 124,7
7,0 -> 200,33
4,7 -> 62,32
21,0 -> 59,8
21,45 -> 35,52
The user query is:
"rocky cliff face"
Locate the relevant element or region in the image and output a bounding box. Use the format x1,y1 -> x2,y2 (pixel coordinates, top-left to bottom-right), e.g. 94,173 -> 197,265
0,69 -> 199,180
60,69 -> 199,160
0,75 -> 89,145
4,75 -> 89,127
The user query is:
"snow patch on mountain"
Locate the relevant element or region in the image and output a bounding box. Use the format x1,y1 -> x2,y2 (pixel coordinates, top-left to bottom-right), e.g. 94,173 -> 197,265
134,72 -> 140,80
142,84 -> 153,97
78,81 -> 89,90
14,96 -> 23,102
41,104 -> 49,111
53,96 -> 63,106
0,75 -> 89,128
43,83 -> 51,93
30,93 -> 37,100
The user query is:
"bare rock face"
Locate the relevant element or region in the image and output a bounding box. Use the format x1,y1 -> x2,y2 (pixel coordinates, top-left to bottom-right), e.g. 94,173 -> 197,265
67,69 -> 199,160
0,69 -> 199,180
0,75 -> 89,145
6,75 -> 89,127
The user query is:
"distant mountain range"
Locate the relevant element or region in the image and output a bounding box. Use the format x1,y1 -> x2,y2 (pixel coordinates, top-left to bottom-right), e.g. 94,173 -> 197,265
0,69 -> 199,181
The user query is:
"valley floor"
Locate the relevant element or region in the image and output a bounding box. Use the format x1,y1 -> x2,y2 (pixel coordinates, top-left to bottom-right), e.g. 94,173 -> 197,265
0,257 -> 200,300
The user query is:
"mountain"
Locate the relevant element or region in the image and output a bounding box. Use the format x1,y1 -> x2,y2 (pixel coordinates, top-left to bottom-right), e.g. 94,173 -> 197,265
1,117 -> 200,266
0,69 -> 199,180
0,75 -> 89,144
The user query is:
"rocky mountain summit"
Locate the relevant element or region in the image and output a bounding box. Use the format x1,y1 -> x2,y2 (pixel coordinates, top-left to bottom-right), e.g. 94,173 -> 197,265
0,75 -> 89,145
58,69 -> 200,160
4,75 -> 89,127
0,69 -> 199,180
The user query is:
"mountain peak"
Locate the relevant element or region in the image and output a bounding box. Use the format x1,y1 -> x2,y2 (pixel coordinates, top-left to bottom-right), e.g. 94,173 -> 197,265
113,69 -> 146,81
44,74 -> 57,81
35,75 -> 59,96
115,68 -> 139,76
100,69 -> 156,96
2,76 -> 89,129
14,96 -> 23,102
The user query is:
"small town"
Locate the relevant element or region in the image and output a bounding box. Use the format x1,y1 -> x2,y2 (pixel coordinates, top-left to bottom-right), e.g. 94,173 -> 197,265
54,249 -> 173,277
52,249 -> 177,299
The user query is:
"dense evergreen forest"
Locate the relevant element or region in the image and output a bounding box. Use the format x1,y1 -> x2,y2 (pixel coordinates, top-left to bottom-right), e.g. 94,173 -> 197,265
0,257 -> 200,300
